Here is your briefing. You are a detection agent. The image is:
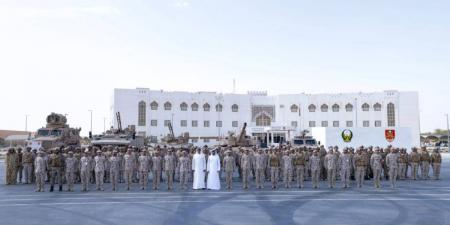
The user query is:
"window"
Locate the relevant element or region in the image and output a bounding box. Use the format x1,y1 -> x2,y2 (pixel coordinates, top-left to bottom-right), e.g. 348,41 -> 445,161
215,104 -> 223,112
192,120 -> 198,127
150,101 -> 158,110
363,120 -> 370,127
138,131 -> 146,137
191,138 -> 198,143
256,114 -> 271,126
321,104 -> 328,112
309,121 -> 316,127
332,104 -> 340,112
333,121 -> 339,127
191,103 -> 198,111
232,104 -> 239,112
164,102 -> 172,111
204,120 -> 210,127
291,121 -> 298,127
321,121 -> 328,127
374,103 -> 382,111
375,120 -> 382,127
181,120 -> 187,127
180,102 -> 188,111
138,101 -> 146,126
308,104 -> 316,112
203,138 -> 210,143
387,103 -> 395,126
149,136 -> 158,143
164,120 -> 171,127
362,103 -> 370,112
216,121 -> 222,127
203,103 -> 210,112
151,120 -> 157,127
232,121 -> 238,127
290,104 -> 299,112
345,103 -> 353,112
346,121 -> 353,127
280,104 -> 285,109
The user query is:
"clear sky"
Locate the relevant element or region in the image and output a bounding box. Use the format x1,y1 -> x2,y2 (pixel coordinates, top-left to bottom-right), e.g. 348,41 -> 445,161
0,0 -> 449,136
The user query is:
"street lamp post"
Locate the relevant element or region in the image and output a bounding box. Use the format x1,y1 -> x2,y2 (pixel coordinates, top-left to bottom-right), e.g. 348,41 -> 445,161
25,114 -> 30,131
88,110 -> 93,134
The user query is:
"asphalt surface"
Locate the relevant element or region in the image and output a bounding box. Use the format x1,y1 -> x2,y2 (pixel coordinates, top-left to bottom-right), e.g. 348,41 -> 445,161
0,155 -> 449,225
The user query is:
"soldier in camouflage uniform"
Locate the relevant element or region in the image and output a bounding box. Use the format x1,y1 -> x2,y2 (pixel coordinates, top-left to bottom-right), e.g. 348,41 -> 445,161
431,149 -> 442,180
65,151 -> 76,191
138,150 -> 150,190
119,149 -> 125,183
178,151 -> 190,190
409,148 -> 420,180
310,150 -> 321,189
80,150 -> 91,191
386,149 -> 399,188
15,148 -> 23,183
420,147 -> 431,180
109,150 -> 120,191
294,149 -> 306,189
164,149 -> 176,190
338,148 -> 352,188
398,150 -> 408,180
124,149 -> 135,190
34,151 -> 46,192
268,151 -> 280,189
382,148 -> 390,180
23,147 -> 34,184
254,149 -> 266,189
281,151 -> 293,189
151,151 -> 163,190
324,148 -> 337,189
370,147 -> 383,189
94,150 -> 106,191
48,149 -> 65,192
223,150 -> 236,190
241,149 -> 252,190
353,150 -> 366,188
5,148 -> 17,185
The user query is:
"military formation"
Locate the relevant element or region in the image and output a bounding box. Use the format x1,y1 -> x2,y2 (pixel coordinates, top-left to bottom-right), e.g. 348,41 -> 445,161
4,145 -> 443,192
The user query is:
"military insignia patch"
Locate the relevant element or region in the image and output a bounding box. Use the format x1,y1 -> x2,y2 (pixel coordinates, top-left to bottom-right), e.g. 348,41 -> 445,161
385,129 -> 396,142
342,129 -> 353,143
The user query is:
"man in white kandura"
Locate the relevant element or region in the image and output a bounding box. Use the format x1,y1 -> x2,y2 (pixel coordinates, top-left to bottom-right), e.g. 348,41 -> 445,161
192,148 -> 206,190
207,149 -> 221,190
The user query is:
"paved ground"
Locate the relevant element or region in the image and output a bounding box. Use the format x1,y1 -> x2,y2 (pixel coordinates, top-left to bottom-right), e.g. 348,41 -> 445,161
0,155 -> 449,225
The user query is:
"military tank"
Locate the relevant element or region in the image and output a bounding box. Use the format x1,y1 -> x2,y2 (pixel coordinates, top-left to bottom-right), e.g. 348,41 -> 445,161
219,122 -> 256,147
90,112 -> 144,148
159,121 -> 192,148
27,113 -> 81,150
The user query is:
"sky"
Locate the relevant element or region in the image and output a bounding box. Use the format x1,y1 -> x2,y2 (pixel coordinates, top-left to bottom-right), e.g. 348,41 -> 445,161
0,0 -> 449,136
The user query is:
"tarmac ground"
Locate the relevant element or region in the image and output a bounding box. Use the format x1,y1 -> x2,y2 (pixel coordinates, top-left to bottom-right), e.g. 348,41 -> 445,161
0,155 -> 449,225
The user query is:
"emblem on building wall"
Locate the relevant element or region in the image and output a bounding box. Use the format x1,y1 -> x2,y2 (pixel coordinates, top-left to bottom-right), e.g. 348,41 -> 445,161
342,129 -> 353,143
385,129 -> 396,142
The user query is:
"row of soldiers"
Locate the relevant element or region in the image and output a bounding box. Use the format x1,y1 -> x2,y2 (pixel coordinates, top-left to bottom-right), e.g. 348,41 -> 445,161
4,145 -> 442,191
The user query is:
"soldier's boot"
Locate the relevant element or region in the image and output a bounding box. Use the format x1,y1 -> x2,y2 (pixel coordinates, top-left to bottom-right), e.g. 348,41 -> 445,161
50,186 -> 54,192
59,185 -> 63,192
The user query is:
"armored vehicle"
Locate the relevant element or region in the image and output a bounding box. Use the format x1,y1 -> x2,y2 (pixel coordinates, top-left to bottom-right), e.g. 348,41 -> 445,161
220,123 -> 256,147
292,130 -> 318,147
90,112 -> 144,148
160,122 -> 192,148
27,113 -> 81,150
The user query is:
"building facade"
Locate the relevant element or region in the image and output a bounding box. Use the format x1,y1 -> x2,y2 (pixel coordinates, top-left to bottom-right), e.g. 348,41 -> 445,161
111,88 -> 420,147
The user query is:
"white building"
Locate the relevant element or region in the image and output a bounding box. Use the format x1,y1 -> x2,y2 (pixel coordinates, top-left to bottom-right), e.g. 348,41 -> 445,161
111,88 -> 420,147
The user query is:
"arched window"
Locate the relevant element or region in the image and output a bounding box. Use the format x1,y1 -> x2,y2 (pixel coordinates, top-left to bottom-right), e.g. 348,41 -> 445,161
373,103 -> 382,111
345,103 -> 353,112
332,104 -> 340,112
191,103 -> 198,111
290,104 -> 299,113
164,101 -> 172,111
362,103 -> 370,111
138,101 -> 146,126
231,104 -> 239,112
387,103 -> 395,126
180,102 -> 188,111
203,103 -> 210,112
215,104 -> 223,112
308,104 -> 316,112
256,114 -> 271,126
321,104 -> 328,112
150,101 -> 158,110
